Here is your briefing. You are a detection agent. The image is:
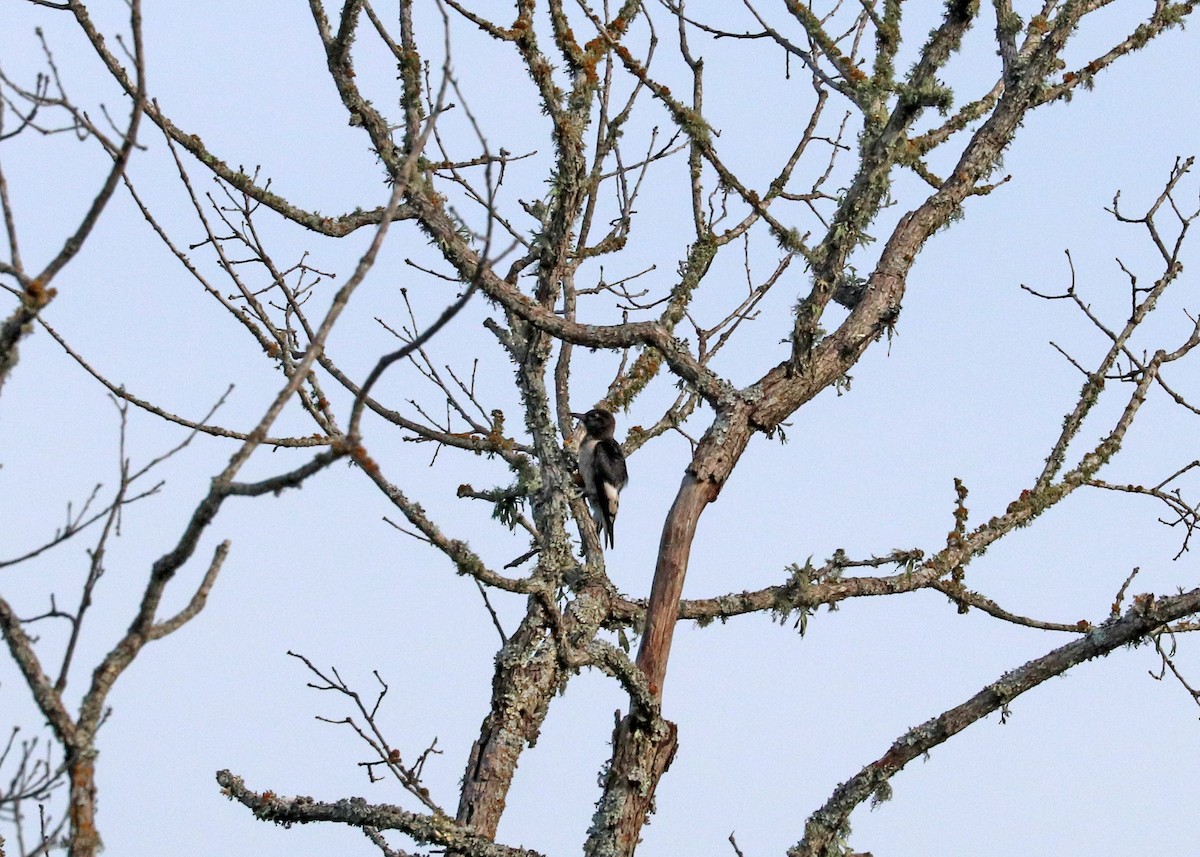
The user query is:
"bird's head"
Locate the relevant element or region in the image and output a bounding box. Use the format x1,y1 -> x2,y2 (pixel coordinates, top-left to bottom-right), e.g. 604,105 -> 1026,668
571,407 -> 617,439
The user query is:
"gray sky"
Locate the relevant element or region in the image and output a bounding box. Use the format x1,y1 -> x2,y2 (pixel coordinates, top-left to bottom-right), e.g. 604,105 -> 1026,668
2,3 -> 1199,855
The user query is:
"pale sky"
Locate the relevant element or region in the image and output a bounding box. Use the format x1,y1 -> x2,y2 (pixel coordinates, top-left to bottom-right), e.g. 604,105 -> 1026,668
1,3 -> 1199,856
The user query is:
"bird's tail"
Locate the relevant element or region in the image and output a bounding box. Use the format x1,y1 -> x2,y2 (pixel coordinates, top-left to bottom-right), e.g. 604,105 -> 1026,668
592,505 -> 615,549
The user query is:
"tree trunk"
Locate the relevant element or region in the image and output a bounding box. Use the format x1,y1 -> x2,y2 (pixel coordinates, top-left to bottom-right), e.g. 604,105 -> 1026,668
635,473 -> 717,698
456,617 -> 561,836
66,749 -> 100,857
584,716 -> 678,857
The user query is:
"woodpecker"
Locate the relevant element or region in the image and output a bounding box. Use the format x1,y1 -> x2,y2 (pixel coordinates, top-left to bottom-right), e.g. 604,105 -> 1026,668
572,408 -> 628,549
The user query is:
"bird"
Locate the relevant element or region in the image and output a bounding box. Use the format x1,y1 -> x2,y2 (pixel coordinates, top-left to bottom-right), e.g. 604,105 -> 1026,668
572,407 -> 628,549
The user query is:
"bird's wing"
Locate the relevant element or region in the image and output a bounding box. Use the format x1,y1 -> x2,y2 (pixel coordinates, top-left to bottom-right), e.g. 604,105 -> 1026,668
594,439 -> 628,495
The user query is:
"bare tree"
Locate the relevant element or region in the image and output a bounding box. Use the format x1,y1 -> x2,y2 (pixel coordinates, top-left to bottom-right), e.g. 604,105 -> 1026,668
2,2 -> 1199,857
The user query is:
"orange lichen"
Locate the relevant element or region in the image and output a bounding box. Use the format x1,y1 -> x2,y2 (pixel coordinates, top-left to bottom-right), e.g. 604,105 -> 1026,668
348,444 -> 380,476
24,278 -> 57,308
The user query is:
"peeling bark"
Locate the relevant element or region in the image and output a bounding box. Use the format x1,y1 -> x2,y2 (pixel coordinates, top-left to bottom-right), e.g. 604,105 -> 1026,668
585,716 -> 678,857
457,617 -> 562,836
66,751 -> 100,857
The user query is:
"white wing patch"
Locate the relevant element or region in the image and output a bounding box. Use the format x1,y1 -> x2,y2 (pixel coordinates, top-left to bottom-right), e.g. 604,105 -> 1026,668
603,482 -> 621,517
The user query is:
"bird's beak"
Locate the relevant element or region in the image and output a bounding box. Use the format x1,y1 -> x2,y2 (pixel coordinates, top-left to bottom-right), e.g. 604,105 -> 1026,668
570,412 -> 586,420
